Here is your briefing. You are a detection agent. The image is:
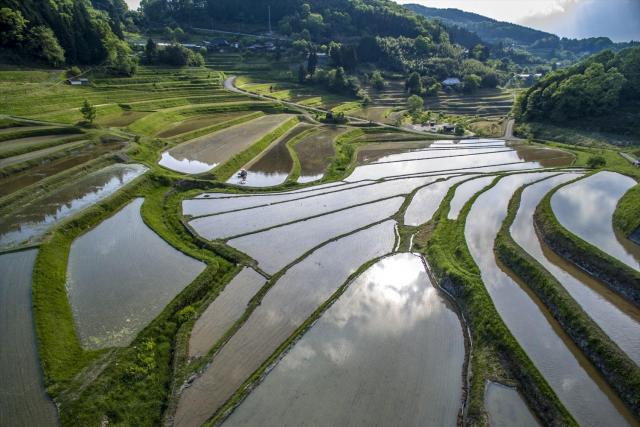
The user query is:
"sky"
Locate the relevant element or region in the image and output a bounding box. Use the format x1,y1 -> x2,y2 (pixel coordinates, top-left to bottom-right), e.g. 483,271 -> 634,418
125,0 -> 140,10
397,0 -> 640,41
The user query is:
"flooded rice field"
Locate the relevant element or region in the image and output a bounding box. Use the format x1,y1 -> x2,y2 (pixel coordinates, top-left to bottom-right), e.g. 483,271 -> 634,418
356,141 -> 433,164
223,253 -> 464,427
0,141 -> 125,198
173,221 -> 396,427
159,114 -> 293,174
515,146 -> 575,168
485,382 -> 539,427
513,175 -> 640,364
404,175 -> 470,226
344,140 -> 572,181
228,197 -> 405,274
0,134 -> 77,157
0,139 -> 88,169
294,126 -> 345,183
183,182 -> 367,217
66,198 -> 205,348
226,124 -> 313,187
188,176 -> 434,240
189,267 -> 265,358
551,171 -> 640,270
448,175 -> 496,219
465,172 -> 636,427
0,163 -> 147,250
0,250 -> 57,427
156,112 -> 252,138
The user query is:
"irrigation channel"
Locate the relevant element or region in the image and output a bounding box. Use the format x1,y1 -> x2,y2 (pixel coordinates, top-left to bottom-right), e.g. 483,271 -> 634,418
169,137 -> 617,427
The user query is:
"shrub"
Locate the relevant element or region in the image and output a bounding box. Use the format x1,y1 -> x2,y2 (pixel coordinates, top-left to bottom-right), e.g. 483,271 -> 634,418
586,155 -> 606,168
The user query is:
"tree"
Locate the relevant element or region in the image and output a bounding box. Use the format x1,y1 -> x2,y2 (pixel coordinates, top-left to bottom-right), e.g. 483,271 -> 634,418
481,72 -> 499,88
0,8 -> 27,46
371,70 -> 385,90
407,94 -> 423,115
307,49 -> 317,76
28,26 -> 65,67
586,155 -> 606,169
406,72 -> 422,95
163,26 -> 174,41
80,99 -> 96,124
298,63 -> 306,83
463,74 -> 481,93
454,123 -> 465,136
144,38 -> 157,64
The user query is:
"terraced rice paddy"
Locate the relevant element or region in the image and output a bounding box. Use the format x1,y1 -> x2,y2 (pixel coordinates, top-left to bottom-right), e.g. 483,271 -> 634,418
67,198 -> 205,348
2,62 -> 638,427
551,171 -> 640,270
0,163 -> 147,250
0,140 -> 125,197
294,126 -> 345,183
485,382 -> 539,427
223,253 -> 464,427
159,114 -> 293,174
466,172 -> 636,426
0,250 -> 57,427
189,268 -> 265,358
427,89 -> 515,118
226,123 -> 313,187
512,175 -> 640,364
174,221 -> 397,426
156,112 -> 253,138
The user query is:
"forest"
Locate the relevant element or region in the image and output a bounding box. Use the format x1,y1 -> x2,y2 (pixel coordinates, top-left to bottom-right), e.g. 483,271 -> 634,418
514,46 -> 640,135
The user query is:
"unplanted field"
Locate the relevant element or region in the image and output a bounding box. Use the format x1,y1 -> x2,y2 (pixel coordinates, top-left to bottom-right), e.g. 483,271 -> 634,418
551,171 -> 640,270
174,221 -> 396,427
0,141 -> 124,198
0,250 -> 57,427
294,126 -> 346,183
224,254 -> 464,427
156,111 -> 254,138
159,114 -> 294,174
0,163 -> 147,249
227,123 -> 314,187
67,198 -> 205,348
466,172 -> 635,427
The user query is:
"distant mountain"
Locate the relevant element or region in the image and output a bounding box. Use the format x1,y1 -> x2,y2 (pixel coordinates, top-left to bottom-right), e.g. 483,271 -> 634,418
404,4 -> 549,46
405,3 -> 638,59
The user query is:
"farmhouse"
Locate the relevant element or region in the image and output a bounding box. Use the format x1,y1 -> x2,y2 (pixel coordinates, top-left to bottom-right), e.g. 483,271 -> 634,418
442,77 -> 461,86
67,78 -> 89,85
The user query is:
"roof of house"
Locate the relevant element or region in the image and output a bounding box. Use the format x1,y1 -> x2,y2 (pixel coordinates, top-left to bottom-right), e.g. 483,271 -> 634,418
442,77 -> 461,85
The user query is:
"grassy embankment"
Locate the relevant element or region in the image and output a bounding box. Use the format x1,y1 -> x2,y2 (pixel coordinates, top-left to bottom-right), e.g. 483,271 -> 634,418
416,175 -> 576,426
614,184 -> 640,238
534,178 -> 640,308
31,170 -> 245,425
495,181 -> 640,417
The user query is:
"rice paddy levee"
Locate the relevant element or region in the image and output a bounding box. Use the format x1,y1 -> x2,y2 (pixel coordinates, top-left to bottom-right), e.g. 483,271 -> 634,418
467,172 -> 635,426
535,174 -> 640,308
173,221 -> 397,426
494,175 -> 640,417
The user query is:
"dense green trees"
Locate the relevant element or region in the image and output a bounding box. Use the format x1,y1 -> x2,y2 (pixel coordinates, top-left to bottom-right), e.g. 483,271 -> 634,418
515,47 -> 639,123
1,0 -> 135,70
371,70 -> 385,90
